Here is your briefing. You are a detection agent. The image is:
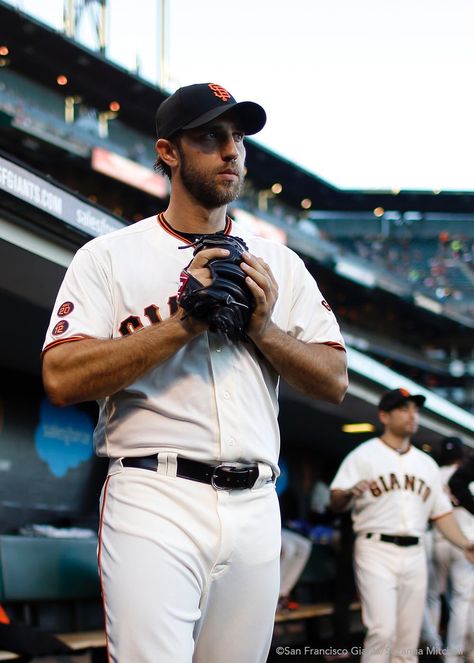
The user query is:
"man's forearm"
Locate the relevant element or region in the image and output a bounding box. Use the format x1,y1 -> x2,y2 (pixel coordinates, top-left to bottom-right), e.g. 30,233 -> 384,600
251,322 -> 348,403
42,314 -> 200,406
434,512 -> 470,550
330,489 -> 354,513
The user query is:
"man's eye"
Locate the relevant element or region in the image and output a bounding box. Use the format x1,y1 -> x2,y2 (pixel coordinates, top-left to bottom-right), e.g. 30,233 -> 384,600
234,132 -> 244,141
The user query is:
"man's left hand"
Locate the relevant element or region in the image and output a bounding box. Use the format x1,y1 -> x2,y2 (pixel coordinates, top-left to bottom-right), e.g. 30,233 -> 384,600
240,252 -> 278,340
464,541 -> 474,564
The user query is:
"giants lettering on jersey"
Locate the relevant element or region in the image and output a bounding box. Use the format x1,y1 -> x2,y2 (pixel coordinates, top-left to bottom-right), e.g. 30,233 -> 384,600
118,298 -> 178,336
369,473 -> 432,502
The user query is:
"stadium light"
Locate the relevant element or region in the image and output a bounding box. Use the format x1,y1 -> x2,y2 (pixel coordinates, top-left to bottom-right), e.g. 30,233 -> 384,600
373,206 -> 384,217
271,183 -> 282,194
342,423 -> 375,434
109,101 -> 120,112
301,198 -> 312,209
0,46 -> 8,56
56,75 -> 68,86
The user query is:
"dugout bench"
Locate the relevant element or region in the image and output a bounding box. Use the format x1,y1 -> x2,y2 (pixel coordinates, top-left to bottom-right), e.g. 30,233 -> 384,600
0,535 -> 105,661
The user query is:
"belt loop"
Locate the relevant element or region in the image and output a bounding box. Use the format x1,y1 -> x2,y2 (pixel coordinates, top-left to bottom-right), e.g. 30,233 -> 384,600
108,458 -> 124,476
157,452 -> 178,477
366,533 -> 380,541
252,463 -> 273,490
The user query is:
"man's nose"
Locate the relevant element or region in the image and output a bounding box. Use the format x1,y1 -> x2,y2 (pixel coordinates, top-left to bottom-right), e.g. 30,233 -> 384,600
221,135 -> 239,161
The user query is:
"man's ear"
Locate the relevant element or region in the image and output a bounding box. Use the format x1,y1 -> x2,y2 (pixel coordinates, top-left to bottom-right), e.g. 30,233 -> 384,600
156,138 -> 179,170
378,410 -> 389,427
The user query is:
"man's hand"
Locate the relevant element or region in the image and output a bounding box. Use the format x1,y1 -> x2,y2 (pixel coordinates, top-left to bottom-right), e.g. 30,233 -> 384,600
176,247 -> 231,335
187,247 -> 230,287
240,251 -> 279,340
331,480 -> 371,513
350,480 -> 372,497
464,541 -> 474,564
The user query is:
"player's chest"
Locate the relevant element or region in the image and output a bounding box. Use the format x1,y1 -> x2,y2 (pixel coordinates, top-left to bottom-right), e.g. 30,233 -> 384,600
108,251 -> 182,337
364,455 -> 434,503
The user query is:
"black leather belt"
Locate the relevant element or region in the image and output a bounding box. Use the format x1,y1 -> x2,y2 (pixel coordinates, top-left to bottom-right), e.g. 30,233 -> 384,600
366,533 -> 420,547
121,455 -> 260,490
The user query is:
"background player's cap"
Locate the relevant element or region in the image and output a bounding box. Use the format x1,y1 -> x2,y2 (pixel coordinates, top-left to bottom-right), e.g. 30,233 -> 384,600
378,388 -> 426,412
439,436 -> 464,464
155,83 -> 267,138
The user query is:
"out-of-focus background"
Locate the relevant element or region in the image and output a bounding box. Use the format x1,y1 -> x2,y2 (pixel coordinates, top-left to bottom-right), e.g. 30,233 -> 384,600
0,1 -> 473,660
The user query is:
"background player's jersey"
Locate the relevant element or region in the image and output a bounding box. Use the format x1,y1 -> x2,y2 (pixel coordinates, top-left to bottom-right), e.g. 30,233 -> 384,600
434,464 -> 474,540
330,437 -> 452,536
42,214 -> 345,471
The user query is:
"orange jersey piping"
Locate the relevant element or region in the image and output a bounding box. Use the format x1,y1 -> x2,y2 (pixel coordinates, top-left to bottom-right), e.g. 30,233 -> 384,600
156,212 -> 232,243
97,475 -> 112,663
322,341 -> 346,352
431,509 -> 453,521
41,335 -> 92,358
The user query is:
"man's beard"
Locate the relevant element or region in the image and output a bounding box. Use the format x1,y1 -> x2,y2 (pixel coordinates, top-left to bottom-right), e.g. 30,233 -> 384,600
178,151 -> 243,209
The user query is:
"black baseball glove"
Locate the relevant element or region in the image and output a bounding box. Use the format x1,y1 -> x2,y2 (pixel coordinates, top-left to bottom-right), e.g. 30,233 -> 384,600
177,232 -> 254,341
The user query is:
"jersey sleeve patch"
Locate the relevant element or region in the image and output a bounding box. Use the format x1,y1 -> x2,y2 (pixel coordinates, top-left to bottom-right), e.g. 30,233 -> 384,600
57,301 -> 75,317
52,320 -> 69,336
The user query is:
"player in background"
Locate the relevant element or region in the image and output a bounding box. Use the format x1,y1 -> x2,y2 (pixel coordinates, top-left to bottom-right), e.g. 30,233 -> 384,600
449,449 -> 474,516
330,388 -> 474,663
429,437 -> 474,663
41,83 -> 348,663
448,449 -> 474,663
278,528 -> 312,612
420,519 -> 443,653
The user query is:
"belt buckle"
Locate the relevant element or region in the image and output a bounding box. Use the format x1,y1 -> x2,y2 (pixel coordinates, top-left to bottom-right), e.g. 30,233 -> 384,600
211,464 -> 249,490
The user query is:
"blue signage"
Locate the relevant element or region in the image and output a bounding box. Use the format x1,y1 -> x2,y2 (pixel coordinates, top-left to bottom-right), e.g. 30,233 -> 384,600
34,399 -> 94,478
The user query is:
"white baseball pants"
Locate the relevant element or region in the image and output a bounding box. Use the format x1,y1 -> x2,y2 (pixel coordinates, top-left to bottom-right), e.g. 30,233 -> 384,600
354,535 -> 427,663
279,528 -> 312,597
420,529 -> 443,650
433,537 -> 474,663
98,456 -> 281,663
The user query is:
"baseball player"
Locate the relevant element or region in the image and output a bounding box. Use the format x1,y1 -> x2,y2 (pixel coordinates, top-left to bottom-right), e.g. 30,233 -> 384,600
278,527 -> 312,611
431,437 -> 474,663
449,450 -> 474,517
41,83 -> 348,663
330,388 -> 474,663
448,450 -> 474,663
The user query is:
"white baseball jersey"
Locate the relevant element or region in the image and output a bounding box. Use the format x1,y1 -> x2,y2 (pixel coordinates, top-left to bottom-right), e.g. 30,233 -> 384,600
43,213 -> 345,473
330,437 -> 452,536
434,464 -> 474,539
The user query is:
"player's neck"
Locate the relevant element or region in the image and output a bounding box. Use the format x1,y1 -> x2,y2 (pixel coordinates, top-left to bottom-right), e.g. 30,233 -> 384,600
164,193 -> 228,234
379,433 -> 411,454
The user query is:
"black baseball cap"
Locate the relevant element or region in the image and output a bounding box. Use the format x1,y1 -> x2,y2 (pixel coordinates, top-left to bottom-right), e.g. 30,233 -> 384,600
440,436 -> 464,462
378,388 -> 426,412
155,83 -> 267,139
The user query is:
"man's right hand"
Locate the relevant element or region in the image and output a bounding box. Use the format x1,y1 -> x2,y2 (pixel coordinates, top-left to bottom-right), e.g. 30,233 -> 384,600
186,247 -> 230,287
175,247 -> 230,335
350,480 -> 371,497
331,480 -> 371,513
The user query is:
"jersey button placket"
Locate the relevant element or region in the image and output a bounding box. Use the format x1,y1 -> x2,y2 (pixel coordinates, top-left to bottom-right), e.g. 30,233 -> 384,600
398,453 -> 409,532
209,336 -> 240,459
219,389 -> 238,453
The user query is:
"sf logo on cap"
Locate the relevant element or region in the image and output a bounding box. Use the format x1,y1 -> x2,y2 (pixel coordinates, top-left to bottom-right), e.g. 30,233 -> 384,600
208,84 -> 231,102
